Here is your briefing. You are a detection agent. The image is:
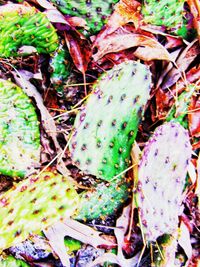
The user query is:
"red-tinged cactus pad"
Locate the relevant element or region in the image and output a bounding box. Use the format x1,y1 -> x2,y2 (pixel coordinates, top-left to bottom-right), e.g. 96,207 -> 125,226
0,79 -> 40,178
0,4 -> 58,57
69,61 -> 151,182
0,171 -> 79,251
135,122 -> 192,241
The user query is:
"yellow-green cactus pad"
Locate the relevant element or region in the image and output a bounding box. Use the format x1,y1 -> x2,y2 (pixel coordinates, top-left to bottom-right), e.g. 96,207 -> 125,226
0,4 -> 58,57
0,79 -> 40,178
0,171 -> 79,251
0,256 -> 29,267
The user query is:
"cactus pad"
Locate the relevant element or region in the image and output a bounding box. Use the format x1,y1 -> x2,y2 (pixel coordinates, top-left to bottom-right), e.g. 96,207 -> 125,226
135,122 -> 192,241
50,43 -> 71,94
74,177 -> 131,220
0,4 -> 58,57
0,79 -> 40,178
0,256 -> 29,267
50,0 -> 119,33
0,171 -> 79,251
69,61 -> 151,181
142,0 -> 186,37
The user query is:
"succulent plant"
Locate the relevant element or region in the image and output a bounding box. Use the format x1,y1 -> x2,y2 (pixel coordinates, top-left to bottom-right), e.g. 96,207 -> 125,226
135,121 -> 192,242
49,43 -> 71,95
0,171 -> 79,251
141,0 -> 187,38
0,4 -> 58,57
74,177 -> 132,220
0,79 -> 40,178
69,61 -> 151,182
50,0 -> 119,33
0,256 -> 29,267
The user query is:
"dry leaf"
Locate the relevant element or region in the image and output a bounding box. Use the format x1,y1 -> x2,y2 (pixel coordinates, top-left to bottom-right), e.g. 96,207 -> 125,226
45,9 -> 69,25
161,39 -> 200,90
64,31 -> 91,74
188,95 -> 200,137
178,221 -> 193,263
93,28 -> 171,62
187,0 -> 200,42
107,0 -> 142,32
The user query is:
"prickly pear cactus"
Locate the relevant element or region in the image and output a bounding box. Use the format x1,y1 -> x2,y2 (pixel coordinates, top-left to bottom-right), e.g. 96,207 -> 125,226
50,0 -> 119,33
0,256 -> 29,267
74,177 -> 131,220
135,122 -> 192,242
142,0 -> 187,37
69,61 -> 151,182
49,43 -> 71,95
0,4 -> 58,57
0,171 -> 79,251
0,79 -> 40,178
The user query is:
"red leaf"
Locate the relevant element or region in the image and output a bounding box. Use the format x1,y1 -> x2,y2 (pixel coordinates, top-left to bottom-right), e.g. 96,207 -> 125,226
188,95 -> 200,137
64,31 -> 91,74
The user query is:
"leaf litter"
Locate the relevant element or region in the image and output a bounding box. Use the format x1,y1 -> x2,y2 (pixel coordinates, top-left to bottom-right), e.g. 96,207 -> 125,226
0,0 -> 199,266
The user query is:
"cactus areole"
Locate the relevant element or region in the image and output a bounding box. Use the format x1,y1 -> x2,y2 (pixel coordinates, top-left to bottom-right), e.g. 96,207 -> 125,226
0,4 -> 58,57
135,122 -> 192,242
69,61 -> 151,182
0,79 -> 40,178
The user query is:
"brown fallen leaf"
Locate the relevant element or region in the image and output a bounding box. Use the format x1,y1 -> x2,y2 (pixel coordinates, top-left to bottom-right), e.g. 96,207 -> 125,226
64,31 -> 91,74
188,94 -> 200,137
161,39 -> 200,90
107,0 -> 142,32
93,27 -> 171,62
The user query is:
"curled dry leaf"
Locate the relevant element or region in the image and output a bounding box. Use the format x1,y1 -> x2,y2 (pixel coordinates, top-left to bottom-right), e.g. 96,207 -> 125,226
45,9 -> 69,25
93,28 -> 171,62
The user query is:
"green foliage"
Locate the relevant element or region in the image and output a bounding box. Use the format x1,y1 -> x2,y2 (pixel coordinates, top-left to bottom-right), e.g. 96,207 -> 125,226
0,256 -> 29,267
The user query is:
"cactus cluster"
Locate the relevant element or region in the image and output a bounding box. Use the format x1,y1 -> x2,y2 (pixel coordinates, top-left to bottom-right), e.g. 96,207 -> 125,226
50,0 -> 119,33
0,171 -> 79,251
49,43 -> 71,95
69,61 -> 151,182
135,121 -> 192,242
142,0 -> 187,38
0,4 -> 58,57
0,79 -> 40,178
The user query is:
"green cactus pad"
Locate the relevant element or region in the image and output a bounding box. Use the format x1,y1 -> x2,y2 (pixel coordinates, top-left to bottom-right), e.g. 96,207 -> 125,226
50,43 -> 71,94
0,4 -> 58,57
0,79 -> 40,178
74,177 -> 131,220
50,0 -> 119,33
0,171 -> 79,251
142,0 -> 186,37
135,122 -> 192,241
69,61 -> 151,182
0,256 -> 29,267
